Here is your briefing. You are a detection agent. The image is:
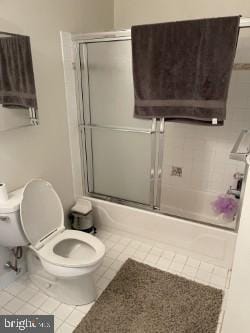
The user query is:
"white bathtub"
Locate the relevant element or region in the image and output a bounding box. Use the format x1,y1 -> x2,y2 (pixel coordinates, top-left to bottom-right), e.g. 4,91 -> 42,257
87,197 -> 236,268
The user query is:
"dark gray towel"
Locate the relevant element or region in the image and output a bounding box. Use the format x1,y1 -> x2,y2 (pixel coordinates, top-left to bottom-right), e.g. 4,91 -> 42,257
131,16 -> 240,125
0,35 -> 37,110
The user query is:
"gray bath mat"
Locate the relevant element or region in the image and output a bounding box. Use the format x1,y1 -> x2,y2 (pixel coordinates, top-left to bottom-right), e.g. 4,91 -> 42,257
74,259 -> 223,333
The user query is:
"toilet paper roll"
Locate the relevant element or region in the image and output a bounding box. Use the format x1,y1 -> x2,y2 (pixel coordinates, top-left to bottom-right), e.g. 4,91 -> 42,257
0,183 -> 8,202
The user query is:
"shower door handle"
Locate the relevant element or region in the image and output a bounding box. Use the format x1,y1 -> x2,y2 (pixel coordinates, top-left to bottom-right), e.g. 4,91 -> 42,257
154,118 -> 165,209
150,169 -> 155,179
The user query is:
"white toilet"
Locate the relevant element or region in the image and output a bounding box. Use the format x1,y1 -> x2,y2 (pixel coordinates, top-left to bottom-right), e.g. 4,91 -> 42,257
0,179 -> 105,305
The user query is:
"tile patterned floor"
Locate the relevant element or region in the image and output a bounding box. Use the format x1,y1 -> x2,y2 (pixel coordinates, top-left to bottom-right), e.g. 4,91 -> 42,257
0,229 -> 231,333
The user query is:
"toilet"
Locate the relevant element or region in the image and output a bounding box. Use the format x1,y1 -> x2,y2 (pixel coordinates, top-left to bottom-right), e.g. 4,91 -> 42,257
0,179 -> 105,305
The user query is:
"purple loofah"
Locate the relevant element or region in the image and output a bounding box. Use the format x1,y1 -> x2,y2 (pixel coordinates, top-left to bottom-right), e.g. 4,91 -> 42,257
211,195 -> 239,221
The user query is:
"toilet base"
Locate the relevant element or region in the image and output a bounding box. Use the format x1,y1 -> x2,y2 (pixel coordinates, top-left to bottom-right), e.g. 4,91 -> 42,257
27,249 -> 97,305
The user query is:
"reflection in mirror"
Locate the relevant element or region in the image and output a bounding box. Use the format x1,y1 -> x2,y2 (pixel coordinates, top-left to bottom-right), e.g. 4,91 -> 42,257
0,31 -> 38,131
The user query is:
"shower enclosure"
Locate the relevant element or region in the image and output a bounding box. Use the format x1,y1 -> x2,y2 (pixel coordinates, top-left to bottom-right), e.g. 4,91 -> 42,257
73,29 -> 250,232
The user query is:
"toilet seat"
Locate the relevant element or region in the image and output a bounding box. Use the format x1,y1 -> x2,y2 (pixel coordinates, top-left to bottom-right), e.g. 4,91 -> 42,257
20,178 -> 64,249
20,179 -> 105,269
38,229 -> 105,268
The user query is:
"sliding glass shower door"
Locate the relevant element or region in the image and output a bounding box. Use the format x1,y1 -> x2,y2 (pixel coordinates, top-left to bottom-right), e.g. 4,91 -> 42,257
76,31 -> 248,231
79,40 -> 157,206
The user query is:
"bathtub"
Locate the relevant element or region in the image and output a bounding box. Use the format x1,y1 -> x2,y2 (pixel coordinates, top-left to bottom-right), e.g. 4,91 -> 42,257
86,197 -> 236,268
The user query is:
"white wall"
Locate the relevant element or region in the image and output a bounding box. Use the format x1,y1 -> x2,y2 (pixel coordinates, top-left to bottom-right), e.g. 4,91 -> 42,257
114,0 -> 250,28
114,0 -> 250,228
0,0 -> 113,279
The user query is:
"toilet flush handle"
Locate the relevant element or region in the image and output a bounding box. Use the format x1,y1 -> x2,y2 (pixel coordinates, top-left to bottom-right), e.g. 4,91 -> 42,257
0,216 -> 10,223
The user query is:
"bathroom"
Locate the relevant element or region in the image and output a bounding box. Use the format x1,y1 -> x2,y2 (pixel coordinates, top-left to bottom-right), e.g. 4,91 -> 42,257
0,0 -> 250,332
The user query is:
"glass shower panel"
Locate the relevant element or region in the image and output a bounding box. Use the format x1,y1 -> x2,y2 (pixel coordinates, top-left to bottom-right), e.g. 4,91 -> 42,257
83,128 -> 152,205
80,39 -> 155,207
85,41 -> 150,129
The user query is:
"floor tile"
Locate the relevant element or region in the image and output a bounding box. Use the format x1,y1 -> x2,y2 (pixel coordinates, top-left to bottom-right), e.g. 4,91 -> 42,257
154,242 -> 167,250
123,247 -> 136,256
55,318 -> 63,331
4,298 -> 24,313
15,303 -> 36,315
66,309 -> 85,327
32,309 -> 48,315
132,250 -> 148,260
144,254 -> 159,265
210,275 -> 226,289
5,282 -> 26,296
96,288 -> 103,298
186,257 -> 200,268
109,235 -> 121,243
161,250 -> 175,260
95,265 -> 107,277
40,297 -> 60,313
110,260 -> 123,271
0,308 -> 11,315
106,249 -> 121,259
195,269 -> 211,283
57,322 -> 75,333
137,244 -> 152,252
169,261 -> 184,273
103,268 -> 117,280
119,238 -> 131,246
199,262 -> 214,273
0,291 -> 14,307
102,257 -> 114,267
112,243 -> 127,252
76,302 -> 94,314
18,287 -> 37,302
213,266 -> 228,278
29,292 -> 49,308
117,253 -> 130,262
182,265 -> 198,278
149,247 -> 163,256
54,303 -> 74,320
103,241 -> 115,250
129,240 -> 142,249
173,254 -> 188,264
97,277 -> 110,290
156,258 -> 172,271
96,230 -> 110,239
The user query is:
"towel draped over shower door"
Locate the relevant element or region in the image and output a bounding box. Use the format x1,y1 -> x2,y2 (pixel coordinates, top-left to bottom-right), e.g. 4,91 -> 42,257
131,16 -> 240,125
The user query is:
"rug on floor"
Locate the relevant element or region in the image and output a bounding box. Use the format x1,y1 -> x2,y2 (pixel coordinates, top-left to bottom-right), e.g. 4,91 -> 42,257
74,258 -> 223,333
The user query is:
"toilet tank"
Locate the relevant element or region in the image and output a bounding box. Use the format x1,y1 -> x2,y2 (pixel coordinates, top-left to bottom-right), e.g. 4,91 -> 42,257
0,189 -> 28,247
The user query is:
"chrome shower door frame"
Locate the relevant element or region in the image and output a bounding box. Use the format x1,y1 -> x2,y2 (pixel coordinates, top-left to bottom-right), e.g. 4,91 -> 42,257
74,34 -> 165,210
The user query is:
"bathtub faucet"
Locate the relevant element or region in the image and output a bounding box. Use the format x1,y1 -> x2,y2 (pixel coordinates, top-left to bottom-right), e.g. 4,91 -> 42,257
227,187 -> 241,199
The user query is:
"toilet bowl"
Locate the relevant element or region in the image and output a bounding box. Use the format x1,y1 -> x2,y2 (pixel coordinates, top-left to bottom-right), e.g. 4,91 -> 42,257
0,178 -> 105,305
38,229 -> 105,277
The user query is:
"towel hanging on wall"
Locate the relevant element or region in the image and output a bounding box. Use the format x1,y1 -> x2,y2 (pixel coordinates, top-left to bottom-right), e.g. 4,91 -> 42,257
131,16 -> 240,125
0,35 -> 37,110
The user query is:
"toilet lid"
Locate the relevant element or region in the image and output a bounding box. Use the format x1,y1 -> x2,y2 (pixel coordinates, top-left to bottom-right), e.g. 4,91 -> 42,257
20,179 -> 64,248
